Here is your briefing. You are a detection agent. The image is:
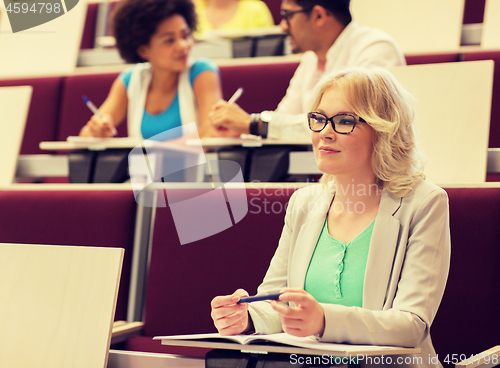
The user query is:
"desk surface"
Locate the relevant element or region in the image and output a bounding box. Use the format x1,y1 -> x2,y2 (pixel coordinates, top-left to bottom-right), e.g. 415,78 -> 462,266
154,333 -> 420,357
40,137 -> 204,153
192,137 -> 311,149
0,243 -> 123,368
107,350 -> 204,368
39,137 -> 312,151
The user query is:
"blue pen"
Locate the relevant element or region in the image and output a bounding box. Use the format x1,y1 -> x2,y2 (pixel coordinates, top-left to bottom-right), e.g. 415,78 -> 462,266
237,292 -> 283,304
82,95 -> 117,136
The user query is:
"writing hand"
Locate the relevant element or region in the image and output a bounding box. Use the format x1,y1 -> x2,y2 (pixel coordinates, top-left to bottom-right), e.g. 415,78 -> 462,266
80,113 -> 116,138
208,100 -> 251,136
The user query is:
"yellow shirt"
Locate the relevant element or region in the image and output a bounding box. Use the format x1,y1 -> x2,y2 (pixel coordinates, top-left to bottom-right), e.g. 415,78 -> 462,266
194,0 -> 274,38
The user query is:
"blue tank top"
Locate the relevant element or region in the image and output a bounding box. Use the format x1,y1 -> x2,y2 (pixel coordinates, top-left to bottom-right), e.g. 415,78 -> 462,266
119,58 -> 219,140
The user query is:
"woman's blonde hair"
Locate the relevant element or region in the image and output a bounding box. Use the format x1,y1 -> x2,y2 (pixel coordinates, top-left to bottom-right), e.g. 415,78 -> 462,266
312,67 -> 425,198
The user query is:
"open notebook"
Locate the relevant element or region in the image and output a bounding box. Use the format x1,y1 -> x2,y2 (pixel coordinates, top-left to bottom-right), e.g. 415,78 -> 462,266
0,86 -> 32,186
154,333 -> 420,357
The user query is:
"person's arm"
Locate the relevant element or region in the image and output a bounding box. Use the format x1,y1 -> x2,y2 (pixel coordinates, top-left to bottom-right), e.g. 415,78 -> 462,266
79,78 -> 128,137
275,55 -> 311,115
246,190 -> 303,334
192,69 -> 222,138
208,101 -> 251,137
260,55 -> 312,140
319,189 -> 450,347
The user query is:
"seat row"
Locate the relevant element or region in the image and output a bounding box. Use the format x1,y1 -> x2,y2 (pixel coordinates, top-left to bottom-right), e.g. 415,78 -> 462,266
2,50 -> 500,158
0,183 -> 498,367
80,0 -> 484,49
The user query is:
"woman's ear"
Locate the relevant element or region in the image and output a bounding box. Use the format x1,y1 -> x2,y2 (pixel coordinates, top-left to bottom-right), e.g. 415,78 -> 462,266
137,45 -> 149,61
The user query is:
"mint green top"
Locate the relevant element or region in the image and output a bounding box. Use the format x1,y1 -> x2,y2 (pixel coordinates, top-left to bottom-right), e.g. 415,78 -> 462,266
304,218 -> 374,307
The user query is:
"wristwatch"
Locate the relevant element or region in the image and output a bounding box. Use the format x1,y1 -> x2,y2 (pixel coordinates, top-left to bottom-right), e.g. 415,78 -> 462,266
260,111 -> 271,139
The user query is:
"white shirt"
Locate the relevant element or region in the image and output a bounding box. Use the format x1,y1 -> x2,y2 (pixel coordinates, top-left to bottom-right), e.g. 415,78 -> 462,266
266,21 -> 406,140
126,61 -> 197,138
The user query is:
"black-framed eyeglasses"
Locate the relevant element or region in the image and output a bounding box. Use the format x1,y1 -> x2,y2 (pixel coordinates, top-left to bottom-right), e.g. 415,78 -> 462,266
280,7 -> 313,24
307,111 -> 366,134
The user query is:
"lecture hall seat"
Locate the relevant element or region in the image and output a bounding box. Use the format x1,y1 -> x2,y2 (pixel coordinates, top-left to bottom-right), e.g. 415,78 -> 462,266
405,52 -> 461,65
462,0 -> 486,24
219,61 -> 299,113
80,2 -> 99,49
0,77 -> 63,155
430,187 -> 500,367
55,62 -> 300,142
0,188 -> 137,321
262,0 -> 282,25
57,72 -> 128,140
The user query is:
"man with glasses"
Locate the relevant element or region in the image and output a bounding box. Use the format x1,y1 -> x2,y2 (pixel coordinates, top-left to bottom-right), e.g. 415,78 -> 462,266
209,0 -> 405,141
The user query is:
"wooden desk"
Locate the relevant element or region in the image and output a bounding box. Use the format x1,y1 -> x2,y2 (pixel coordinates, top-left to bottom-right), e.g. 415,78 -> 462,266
351,0 -> 464,54
0,86 -> 32,186
39,137 -> 206,184
482,0 -> 500,49
194,137 -> 312,182
0,243 -> 123,368
107,350 -> 204,368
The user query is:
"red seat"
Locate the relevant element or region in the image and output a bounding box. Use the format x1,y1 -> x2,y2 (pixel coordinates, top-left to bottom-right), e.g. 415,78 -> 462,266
0,189 -> 137,321
219,62 -> 299,113
463,0 -> 486,24
0,77 -> 63,155
405,53 -> 461,65
262,0 -> 282,25
432,187 -> 500,367
80,2 -> 99,49
57,72 -> 127,140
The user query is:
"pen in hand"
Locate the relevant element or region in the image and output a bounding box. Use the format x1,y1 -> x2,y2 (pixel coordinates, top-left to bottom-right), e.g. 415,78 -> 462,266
82,95 -> 117,136
237,292 -> 283,304
227,87 -> 243,104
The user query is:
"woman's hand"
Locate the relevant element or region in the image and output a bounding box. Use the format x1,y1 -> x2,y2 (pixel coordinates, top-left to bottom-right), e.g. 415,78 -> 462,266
211,289 -> 250,335
79,113 -> 116,138
270,288 -> 325,337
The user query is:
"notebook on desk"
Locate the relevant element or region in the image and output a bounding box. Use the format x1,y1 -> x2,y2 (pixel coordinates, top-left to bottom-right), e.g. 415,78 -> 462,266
0,86 -> 32,186
153,332 -> 421,357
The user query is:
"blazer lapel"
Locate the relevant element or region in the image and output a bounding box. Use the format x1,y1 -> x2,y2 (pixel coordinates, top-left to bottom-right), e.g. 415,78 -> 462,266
363,190 -> 402,310
289,191 -> 333,289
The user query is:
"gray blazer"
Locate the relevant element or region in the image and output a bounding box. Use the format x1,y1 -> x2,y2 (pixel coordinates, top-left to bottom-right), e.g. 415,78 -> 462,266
248,179 -> 450,368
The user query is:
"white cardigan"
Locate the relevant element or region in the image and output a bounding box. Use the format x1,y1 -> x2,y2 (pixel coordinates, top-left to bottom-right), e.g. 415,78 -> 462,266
249,180 -> 451,368
126,61 -> 197,138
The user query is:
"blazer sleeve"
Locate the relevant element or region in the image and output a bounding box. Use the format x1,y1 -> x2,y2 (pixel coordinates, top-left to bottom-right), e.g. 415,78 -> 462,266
247,190 -> 300,334
321,188 -> 451,347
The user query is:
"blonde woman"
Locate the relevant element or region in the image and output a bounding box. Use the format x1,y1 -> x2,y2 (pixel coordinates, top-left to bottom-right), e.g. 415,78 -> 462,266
194,0 -> 274,37
211,67 -> 451,368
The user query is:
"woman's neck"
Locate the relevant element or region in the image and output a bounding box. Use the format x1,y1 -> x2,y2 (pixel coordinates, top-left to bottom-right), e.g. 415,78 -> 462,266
331,173 -> 381,208
206,0 -> 237,8
149,67 -> 179,94
205,0 -> 239,28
